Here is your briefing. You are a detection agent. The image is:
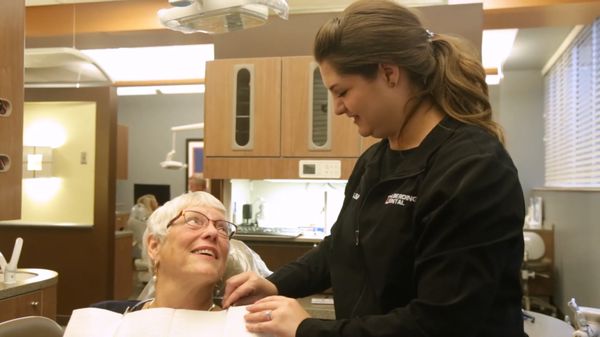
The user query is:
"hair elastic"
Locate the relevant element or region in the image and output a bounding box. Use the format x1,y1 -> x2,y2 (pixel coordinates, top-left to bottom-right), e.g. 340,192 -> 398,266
425,29 -> 435,42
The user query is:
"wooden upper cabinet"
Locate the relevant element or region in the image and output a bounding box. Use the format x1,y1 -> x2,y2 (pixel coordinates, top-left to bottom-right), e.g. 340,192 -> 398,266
205,57 -> 281,158
204,56 -> 370,179
281,56 -> 361,158
0,0 -> 24,220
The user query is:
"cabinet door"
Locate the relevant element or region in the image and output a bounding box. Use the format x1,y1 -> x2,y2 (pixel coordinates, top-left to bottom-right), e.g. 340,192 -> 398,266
0,0 -> 23,220
205,57 -> 281,157
242,240 -> 316,271
0,291 -> 42,322
282,56 -> 361,158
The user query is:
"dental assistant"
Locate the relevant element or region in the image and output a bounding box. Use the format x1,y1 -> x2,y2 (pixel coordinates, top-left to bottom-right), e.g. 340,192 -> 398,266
223,1 -> 526,336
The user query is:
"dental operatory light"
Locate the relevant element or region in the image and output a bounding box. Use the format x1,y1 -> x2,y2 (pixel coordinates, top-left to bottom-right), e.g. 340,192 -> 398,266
157,0 -> 289,34
160,123 -> 204,170
82,45 -> 213,83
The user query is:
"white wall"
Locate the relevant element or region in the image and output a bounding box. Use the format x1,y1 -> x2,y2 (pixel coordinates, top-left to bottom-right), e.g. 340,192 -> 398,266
116,93 -> 204,211
495,70 -> 545,199
21,102 -> 96,224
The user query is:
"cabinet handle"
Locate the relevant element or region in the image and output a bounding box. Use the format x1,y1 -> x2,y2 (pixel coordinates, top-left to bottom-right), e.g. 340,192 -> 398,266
0,154 -> 10,173
0,98 -> 11,117
30,301 -> 40,307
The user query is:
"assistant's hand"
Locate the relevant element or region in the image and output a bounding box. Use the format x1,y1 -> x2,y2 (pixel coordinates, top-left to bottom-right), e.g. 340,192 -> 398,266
222,271 -> 278,308
244,296 -> 310,337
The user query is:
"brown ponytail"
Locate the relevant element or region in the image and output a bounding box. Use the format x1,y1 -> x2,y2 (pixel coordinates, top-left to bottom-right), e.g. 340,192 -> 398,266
314,0 -> 505,144
427,35 -> 505,144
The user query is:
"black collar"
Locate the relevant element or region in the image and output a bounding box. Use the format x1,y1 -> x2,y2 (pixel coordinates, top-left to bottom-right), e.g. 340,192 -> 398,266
364,115 -> 462,177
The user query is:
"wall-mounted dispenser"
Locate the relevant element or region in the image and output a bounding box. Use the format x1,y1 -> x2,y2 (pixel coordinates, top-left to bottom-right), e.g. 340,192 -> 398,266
22,146 -> 53,178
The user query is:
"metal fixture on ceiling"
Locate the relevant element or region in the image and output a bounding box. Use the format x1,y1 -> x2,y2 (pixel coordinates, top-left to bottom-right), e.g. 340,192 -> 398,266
157,0 -> 289,34
24,48 -> 112,88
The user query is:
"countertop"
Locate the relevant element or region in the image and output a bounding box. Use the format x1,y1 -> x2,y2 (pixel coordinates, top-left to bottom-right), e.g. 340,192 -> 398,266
298,295 -> 335,320
0,268 -> 58,300
115,229 -> 133,238
235,231 -> 324,244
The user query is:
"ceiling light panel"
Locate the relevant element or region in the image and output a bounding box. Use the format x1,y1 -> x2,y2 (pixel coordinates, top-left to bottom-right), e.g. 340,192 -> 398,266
482,29 -> 518,70
81,44 -> 214,82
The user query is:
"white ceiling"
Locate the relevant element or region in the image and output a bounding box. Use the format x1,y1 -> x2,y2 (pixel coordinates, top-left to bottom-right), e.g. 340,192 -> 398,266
504,26 -> 573,71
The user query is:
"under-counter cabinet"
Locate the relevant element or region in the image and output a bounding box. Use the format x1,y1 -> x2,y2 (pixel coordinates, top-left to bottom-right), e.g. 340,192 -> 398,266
0,287 -> 56,322
0,268 -> 58,322
239,239 -> 318,272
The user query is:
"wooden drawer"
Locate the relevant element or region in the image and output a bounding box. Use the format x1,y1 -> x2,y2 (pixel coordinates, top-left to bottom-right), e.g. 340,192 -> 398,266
0,291 -> 43,322
0,285 -> 57,322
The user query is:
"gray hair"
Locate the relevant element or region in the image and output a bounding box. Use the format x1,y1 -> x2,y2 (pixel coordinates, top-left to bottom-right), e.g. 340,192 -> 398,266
141,191 -> 227,268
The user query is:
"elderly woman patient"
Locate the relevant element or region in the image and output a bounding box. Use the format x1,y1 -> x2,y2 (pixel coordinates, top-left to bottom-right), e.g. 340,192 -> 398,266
94,191 -> 238,313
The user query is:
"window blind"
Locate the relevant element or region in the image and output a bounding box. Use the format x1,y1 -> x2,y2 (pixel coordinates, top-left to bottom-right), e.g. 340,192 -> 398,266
544,18 -> 600,187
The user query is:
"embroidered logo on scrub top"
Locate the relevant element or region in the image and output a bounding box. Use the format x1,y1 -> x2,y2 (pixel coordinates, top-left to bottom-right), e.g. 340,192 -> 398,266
385,193 -> 417,206
352,193 -> 360,200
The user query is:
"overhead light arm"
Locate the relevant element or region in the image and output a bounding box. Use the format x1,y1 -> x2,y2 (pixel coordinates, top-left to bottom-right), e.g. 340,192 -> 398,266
160,123 -> 204,170
171,122 -> 204,132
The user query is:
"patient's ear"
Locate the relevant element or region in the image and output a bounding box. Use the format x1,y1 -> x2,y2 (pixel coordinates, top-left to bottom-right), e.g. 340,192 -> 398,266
146,234 -> 160,263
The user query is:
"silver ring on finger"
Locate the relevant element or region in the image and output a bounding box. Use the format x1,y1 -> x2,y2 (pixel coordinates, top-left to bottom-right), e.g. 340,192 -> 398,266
264,310 -> 272,321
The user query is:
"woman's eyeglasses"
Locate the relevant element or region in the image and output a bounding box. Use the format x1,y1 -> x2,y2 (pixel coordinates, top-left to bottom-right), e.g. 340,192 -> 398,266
167,210 -> 237,239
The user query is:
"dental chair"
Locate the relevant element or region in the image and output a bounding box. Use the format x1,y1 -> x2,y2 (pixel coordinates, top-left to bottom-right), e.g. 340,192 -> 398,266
0,316 -> 63,337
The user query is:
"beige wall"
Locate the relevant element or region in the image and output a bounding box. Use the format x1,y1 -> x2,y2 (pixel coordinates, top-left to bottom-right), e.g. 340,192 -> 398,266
22,102 -> 96,223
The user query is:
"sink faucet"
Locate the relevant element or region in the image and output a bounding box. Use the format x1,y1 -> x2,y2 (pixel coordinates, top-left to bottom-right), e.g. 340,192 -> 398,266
0,237 -> 23,284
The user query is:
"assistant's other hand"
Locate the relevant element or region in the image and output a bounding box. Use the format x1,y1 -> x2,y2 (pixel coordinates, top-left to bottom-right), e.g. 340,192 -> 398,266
222,271 -> 278,308
244,296 -> 310,337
